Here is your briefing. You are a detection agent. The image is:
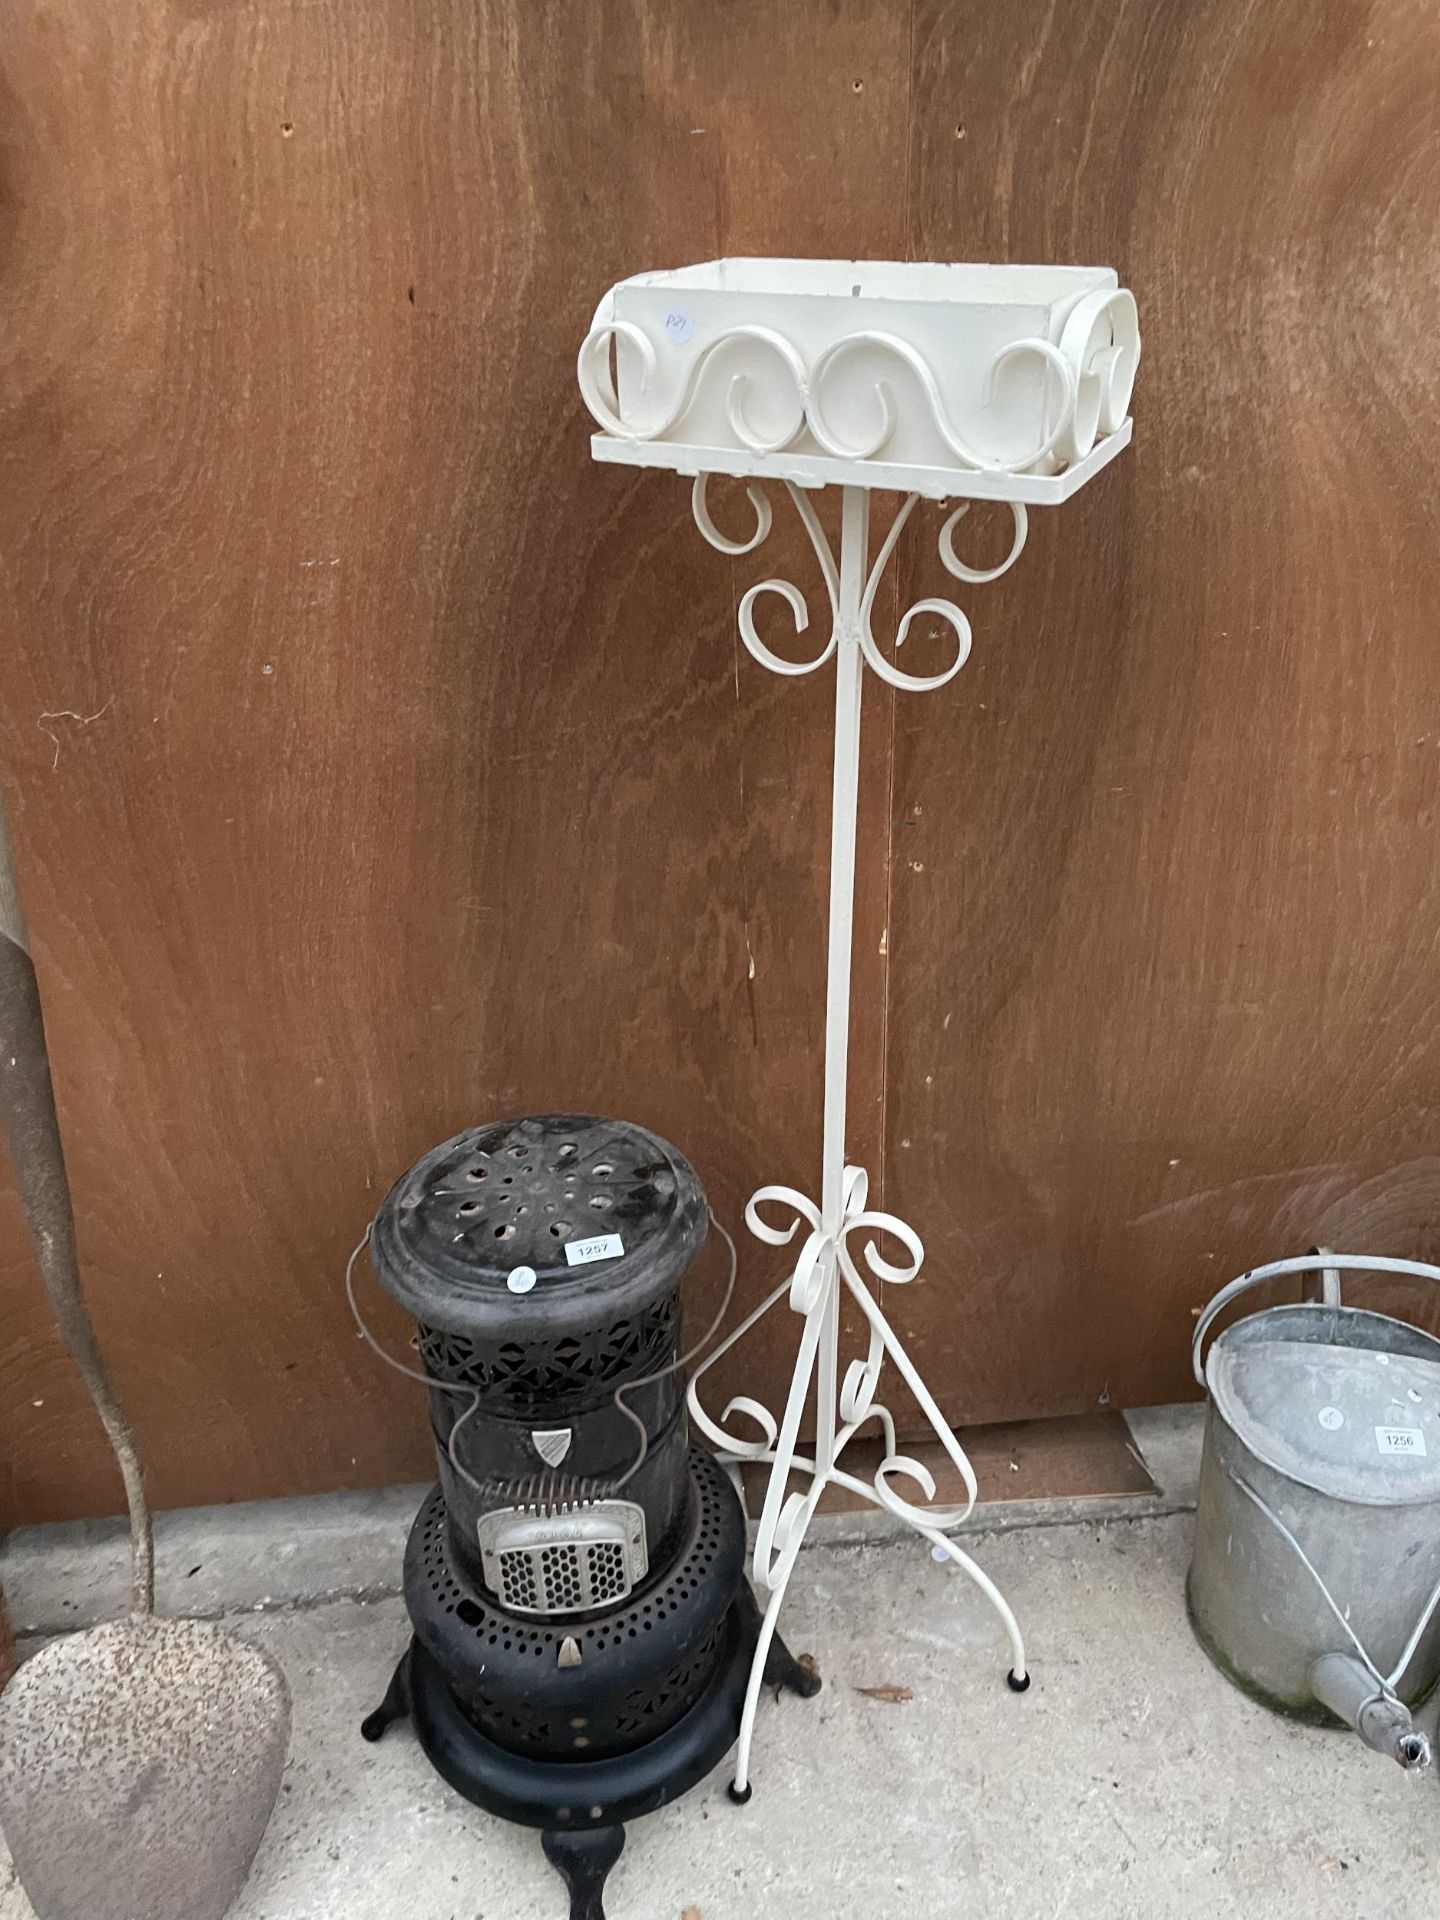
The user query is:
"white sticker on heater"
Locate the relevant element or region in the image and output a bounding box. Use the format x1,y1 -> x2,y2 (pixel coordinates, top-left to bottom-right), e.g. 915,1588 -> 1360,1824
1317,1406 -> 1344,1431
564,1232 -> 625,1268
1376,1425 -> 1427,1457
664,306 -> 694,344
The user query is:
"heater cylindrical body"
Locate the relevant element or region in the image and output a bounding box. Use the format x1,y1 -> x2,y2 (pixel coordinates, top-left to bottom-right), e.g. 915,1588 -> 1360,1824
371,1114 -> 707,1613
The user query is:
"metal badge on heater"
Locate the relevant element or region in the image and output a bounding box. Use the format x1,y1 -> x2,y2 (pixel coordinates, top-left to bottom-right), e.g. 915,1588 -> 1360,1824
530,1427 -> 572,1469
476,1499 -> 647,1617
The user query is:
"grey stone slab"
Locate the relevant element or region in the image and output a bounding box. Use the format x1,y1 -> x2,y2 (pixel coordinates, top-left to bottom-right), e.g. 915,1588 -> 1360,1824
0,1483 -> 426,1637
0,1407 -> 1206,1638
3,1504 -> 1433,1920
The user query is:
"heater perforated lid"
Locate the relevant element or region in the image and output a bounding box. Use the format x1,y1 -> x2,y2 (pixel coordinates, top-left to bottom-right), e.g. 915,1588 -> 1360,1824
370,1114 -> 707,1340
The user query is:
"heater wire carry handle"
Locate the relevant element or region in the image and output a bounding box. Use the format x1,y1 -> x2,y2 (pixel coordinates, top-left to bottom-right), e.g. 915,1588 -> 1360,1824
610,1209 -> 739,1491
345,1209 -> 740,1501
344,1221 -> 490,1504
1191,1253 -> 1440,1386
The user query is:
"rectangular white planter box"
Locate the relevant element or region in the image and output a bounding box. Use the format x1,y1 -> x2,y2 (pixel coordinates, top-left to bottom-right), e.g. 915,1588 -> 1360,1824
580,258 -> 1139,503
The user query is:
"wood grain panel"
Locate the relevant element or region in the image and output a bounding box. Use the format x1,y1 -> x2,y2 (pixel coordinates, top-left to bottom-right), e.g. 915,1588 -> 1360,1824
7,0 -> 1440,1521
0,0 -> 909,1522
885,0 -> 1440,1424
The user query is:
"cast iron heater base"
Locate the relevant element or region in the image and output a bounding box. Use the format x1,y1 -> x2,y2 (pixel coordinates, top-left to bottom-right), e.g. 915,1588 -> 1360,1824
363,1560 -> 817,1920
356,1116 -> 819,1920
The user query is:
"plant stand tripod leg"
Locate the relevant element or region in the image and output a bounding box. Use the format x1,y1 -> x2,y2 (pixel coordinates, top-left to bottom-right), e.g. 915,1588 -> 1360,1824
923,1525 -> 1030,1687
541,1823 -> 626,1920
360,1643 -> 413,1743
729,1564 -> 797,1802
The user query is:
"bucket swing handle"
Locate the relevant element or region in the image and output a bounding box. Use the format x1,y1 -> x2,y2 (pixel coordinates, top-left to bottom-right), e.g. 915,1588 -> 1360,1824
1191,1252 -> 1440,1387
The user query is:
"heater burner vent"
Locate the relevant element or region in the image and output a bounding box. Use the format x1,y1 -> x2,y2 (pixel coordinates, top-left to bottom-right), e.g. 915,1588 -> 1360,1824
402,1449 -> 751,1763
477,1499 -> 647,1616
410,1448 -> 738,1675
417,1293 -> 680,1413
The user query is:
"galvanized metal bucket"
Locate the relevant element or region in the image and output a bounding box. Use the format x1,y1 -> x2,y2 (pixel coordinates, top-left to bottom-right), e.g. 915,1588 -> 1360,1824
1189,1252 -> 1440,1770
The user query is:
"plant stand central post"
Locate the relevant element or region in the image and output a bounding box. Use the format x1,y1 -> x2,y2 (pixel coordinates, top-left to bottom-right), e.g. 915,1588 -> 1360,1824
692,474 -> 1036,1801
577,256 -> 1140,1800
818,485 -> 869,1479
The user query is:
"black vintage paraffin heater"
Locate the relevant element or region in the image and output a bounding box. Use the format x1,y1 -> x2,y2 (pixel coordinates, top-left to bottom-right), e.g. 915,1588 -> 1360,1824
355,1114 -> 818,1920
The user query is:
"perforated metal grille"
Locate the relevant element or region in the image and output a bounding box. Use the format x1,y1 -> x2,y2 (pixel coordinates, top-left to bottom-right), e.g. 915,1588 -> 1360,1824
497,1552 -> 539,1611
382,1117 -> 696,1295
419,1460 -> 728,1660
592,1541 -> 627,1595
418,1293 -> 680,1412
408,1448 -> 742,1759
483,1506 -> 642,1616
434,1131 -> 675,1265
455,1618 -> 730,1759
543,1544 -> 581,1606
464,1612 -> 733,1758
497,1539 -> 628,1611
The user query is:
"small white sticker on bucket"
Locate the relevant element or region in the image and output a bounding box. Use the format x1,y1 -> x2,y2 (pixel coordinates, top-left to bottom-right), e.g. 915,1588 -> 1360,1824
1376,1425 -> 1428,1458
564,1232 -> 625,1268
1318,1406 -> 1344,1431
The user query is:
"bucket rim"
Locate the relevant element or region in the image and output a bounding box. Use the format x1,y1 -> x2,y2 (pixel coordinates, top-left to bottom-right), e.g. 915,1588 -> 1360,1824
1191,1251 -> 1440,1385
1205,1302 -> 1440,1506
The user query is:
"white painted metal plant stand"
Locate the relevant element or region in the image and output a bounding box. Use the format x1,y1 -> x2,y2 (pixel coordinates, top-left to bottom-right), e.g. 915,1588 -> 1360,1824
579,259 -> 1140,1795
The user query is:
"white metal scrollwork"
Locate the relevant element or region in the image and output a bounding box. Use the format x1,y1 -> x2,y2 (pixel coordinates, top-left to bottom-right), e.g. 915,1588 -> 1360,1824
691,472 -> 1029,687
578,322 -> 809,453
685,470 -> 1031,1796
805,330 -> 1076,473
581,292 -> 1137,480
687,1166 -> 996,1575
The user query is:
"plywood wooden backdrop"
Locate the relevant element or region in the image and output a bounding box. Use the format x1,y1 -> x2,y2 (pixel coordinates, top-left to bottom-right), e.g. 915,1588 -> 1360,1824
2,0 -> 1438,1524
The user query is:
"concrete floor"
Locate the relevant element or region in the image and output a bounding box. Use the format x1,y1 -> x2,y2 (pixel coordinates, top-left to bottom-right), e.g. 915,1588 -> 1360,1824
2,1412 -> 1435,1919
